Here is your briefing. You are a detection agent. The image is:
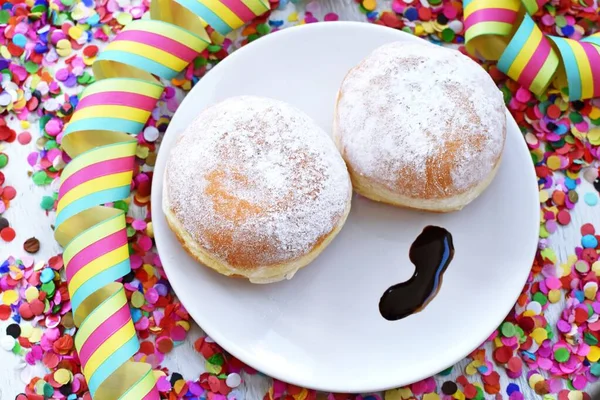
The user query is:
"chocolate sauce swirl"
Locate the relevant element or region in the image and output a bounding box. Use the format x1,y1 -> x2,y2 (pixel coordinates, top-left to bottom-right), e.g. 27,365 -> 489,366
379,226 -> 454,321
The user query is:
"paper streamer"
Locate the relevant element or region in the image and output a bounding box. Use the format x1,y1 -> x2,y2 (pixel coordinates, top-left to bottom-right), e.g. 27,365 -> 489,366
54,0 -> 270,398
463,0 -> 600,100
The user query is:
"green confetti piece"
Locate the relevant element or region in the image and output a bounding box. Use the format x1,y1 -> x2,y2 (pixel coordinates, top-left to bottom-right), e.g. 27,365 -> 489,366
438,366 -> 453,376
207,353 -> 224,366
43,383 -> 54,397
501,322 -> 516,337
12,341 -> 21,354
585,332 -> 599,346
32,171 -> 52,186
25,61 -> 39,74
569,112 -> 583,123
473,386 -> 484,400
247,33 -> 259,42
113,200 -> 129,213
441,28 -> 455,42
554,347 -> 569,362
46,139 -> 59,150
500,86 -> 512,104
31,4 -> 47,14
194,56 -> 208,68
41,280 -> 56,297
591,362 -> 600,377
256,23 -> 270,36
0,10 -> 10,24
533,292 -> 548,306
207,44 -> 221,53
0,153 -> 7,169
77,72 -> 92,84
40,196 -> 55,210
126,226 -> 136,238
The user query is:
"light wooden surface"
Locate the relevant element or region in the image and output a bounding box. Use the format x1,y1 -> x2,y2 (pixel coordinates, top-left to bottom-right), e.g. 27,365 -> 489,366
1,0 -> 597,398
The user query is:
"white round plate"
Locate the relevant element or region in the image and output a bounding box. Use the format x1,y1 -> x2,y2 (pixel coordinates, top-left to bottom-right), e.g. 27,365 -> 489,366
152,22 -> 539,392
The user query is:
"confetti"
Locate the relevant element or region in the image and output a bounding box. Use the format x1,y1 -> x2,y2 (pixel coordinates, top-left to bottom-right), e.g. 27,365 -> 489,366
0,0 -> 599,399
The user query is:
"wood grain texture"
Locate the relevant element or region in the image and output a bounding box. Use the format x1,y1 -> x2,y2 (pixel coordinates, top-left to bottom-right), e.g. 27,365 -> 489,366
0,0 -> 592,398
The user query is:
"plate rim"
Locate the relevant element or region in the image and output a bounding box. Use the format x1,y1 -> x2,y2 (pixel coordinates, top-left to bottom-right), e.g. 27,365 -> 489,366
152,21 -> 540,392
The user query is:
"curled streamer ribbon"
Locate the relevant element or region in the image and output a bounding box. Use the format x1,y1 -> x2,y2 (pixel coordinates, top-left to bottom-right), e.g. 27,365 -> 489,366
463,0 -> 600,100
54,0 -> 270,398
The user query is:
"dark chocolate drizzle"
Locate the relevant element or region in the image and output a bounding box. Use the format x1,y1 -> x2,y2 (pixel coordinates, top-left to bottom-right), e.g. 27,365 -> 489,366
379,225 -> 454,321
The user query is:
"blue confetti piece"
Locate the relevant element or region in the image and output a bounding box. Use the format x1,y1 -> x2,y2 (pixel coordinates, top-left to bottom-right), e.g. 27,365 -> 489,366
269,20 -> 284,28
506,383 -> 520,395
565,177 -> 576,190
555,124 -> 569,135
585,192 -> 598,206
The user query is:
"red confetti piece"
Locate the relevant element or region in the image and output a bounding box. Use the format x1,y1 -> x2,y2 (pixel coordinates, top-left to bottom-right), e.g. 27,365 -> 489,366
1,226 -> 16,241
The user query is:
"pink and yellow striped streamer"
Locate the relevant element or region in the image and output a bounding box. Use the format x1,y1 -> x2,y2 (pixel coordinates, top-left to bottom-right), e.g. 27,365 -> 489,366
463,0 -> 600,100
54,0 -> 270,398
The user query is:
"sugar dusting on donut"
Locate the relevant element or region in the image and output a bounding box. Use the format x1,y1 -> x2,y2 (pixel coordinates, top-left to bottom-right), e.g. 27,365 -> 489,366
335,41 -> 506,199
165,96 -> 351,270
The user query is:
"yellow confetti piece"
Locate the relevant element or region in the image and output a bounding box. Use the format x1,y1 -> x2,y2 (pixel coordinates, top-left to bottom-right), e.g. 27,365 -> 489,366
423,394 -> 440,400
136,145 -> 150,159
539,190 -> 549,202
25,287 -> 39,303
131,291 -> 145,308
588,128 -> 600,145
362,0 -> 377,11
547,155 -> 561,170
294,388 -> 308,400
0,46 -> 10,59
452,391 -> 465,400
176,320 -> 191,331
288,11 -> 298,22
204,361 -> 221,374
414,24 -> 424,36
117,12 -> 133,26
590,107 -> 600,120
20,323 -> 33,338
398,388 -> 413,399
465,362 -> 478,375
56,39 -> 72,57
588,346 -> 600,362
592,261 -> 600,277
146,222 -> 154,238
584,282 -> 598,300
2,290 -> 18,305
568,391 -> 583,400
384,389 -> 403,400
30,327 -> 43,343
68,26 -> 84,40
422,21 -> 435,34
142,264 -> 155,277
54,368 -> 72,385
548,289 -> 561,303
173,380 -> 186,393
540,247 -> 556,263
34,261 -> 45,271
528,373 -> 544,389
20,120 -> 30,129
531,327 -> 548,344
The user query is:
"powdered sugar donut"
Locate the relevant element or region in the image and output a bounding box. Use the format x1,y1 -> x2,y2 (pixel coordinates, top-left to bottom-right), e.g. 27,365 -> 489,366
163,96 -> 352,284
334,41 -> 506,212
